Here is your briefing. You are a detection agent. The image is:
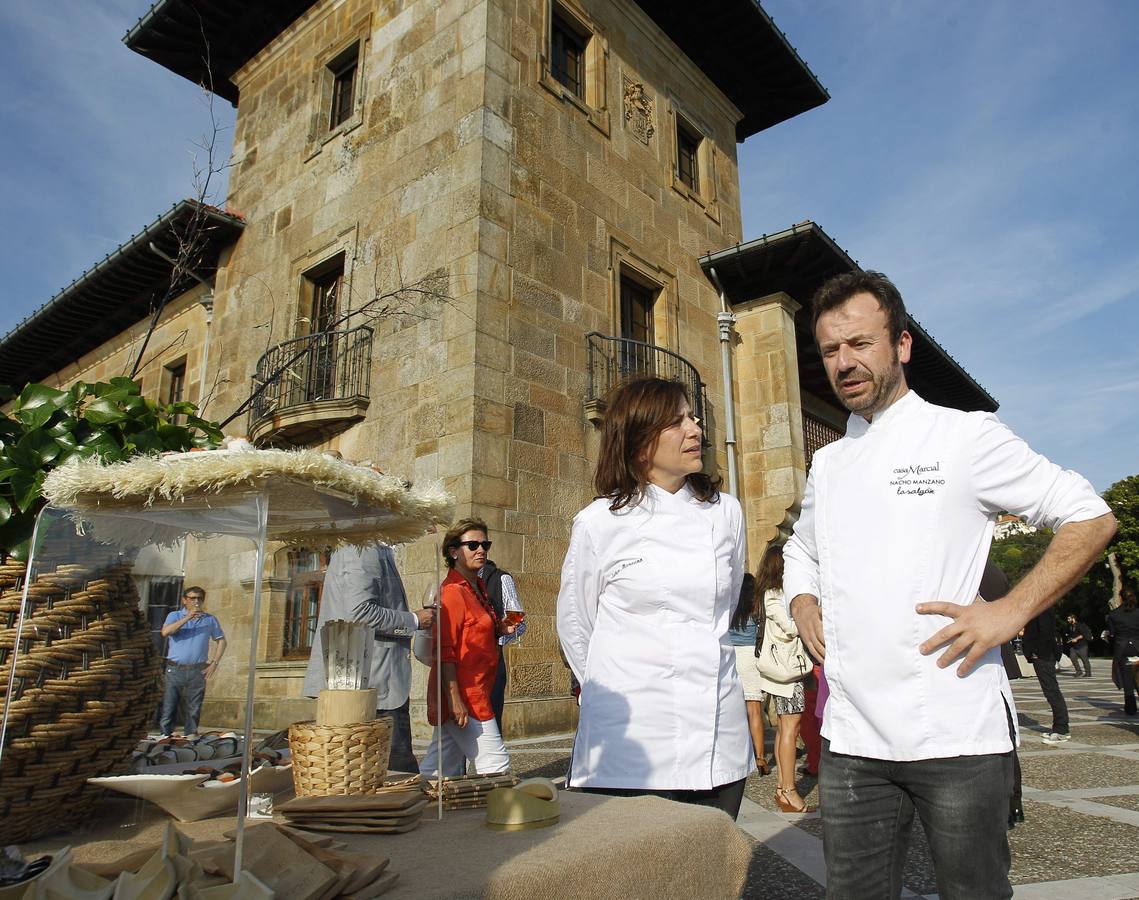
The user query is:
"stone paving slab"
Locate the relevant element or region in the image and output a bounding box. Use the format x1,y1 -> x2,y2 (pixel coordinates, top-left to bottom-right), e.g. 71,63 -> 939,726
1020,752 -> 1139,790
1088,794 -> 1139,813
1056,724 -> 1139,745
1008,800 -> 1139,881
739,838 -> 825,899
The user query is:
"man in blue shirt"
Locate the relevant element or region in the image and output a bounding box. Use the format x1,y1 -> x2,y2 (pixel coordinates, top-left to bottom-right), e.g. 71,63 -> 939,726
159,586 -> 226,738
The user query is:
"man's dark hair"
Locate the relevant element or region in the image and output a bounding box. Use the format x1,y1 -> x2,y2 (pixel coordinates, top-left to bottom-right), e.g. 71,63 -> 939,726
183,586 -> 206,599
811,270 -> 909,344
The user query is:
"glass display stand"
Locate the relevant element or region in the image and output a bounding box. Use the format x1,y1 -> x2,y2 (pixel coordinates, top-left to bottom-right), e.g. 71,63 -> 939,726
1,452 -> 452,882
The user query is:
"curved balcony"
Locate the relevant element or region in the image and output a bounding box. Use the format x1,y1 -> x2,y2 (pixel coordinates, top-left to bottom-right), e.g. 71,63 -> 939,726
248,326 -> 372,446
584,331 -> 707,425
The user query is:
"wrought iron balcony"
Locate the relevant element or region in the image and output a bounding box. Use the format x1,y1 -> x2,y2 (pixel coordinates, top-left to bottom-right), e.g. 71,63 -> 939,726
584,331 -> 707,424
248,326 -> 372,446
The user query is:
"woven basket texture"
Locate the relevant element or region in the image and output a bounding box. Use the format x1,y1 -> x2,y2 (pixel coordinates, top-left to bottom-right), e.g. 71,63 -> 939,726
289,718 -> 393,797
0,540 -> 162,843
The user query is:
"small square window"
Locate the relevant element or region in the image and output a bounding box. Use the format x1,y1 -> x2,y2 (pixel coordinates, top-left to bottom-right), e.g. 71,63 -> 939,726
551,12 -> 586,100
165,361 -> 187,406
541,2 -> 608,134
328,50 -> 358,130
676,119 -> 701,192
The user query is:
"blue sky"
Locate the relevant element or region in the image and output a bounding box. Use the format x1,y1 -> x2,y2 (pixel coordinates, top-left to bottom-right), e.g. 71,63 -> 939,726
1,1 -> 1134,491
747,1 -> 1139,492
0,0 -> 235,332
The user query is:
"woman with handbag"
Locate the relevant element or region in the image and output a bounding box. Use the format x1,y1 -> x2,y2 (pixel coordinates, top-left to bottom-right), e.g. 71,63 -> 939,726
557,377 -> 752,818
729,573 -> 769,774
755,544 -> 816,813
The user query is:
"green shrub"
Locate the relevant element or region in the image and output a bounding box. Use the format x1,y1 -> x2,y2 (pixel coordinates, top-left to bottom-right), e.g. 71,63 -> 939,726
0,378 -> 222,561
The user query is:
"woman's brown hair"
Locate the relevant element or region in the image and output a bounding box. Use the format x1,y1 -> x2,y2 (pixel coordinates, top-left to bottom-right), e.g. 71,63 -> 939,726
730,572 -> 758,632
594,377 -> 721,511
441,516 -> 489,569
755,543 -> 784,597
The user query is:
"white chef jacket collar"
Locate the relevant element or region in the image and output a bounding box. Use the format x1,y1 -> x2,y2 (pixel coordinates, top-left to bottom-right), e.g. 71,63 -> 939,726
845,388 -> 921,437
642,480 -> 699,509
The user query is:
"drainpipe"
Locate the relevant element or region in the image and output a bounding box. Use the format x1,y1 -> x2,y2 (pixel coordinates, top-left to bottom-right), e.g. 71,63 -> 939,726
708,267 -> 739,499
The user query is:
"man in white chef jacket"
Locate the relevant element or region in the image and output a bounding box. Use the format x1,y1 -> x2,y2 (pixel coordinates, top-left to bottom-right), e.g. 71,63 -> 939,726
783,271 -> 1116,899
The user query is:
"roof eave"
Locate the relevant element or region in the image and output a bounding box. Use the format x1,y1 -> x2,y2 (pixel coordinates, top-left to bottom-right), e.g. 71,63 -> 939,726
0,201 -> 244,390
699,222 -> 998,413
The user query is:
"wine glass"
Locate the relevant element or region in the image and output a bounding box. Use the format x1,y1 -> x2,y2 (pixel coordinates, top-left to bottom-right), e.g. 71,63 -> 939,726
504,599 -> 526,646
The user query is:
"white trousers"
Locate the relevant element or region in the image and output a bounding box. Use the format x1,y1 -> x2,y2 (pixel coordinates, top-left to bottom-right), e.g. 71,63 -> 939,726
419,716 -> 510,777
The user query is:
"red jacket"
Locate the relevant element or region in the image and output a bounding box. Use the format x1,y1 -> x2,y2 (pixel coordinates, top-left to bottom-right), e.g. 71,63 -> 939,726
427,569 -> 499,724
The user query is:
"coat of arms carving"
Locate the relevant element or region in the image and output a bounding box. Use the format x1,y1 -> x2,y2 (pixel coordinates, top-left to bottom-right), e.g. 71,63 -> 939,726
623,77 -> 655,144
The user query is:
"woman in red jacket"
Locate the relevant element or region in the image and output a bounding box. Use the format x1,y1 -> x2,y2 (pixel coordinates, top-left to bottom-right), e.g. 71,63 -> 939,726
421,517 -> 517,777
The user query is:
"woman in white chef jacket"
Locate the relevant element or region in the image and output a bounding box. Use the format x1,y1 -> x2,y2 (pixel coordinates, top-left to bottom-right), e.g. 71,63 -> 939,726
557,377 -> 753,818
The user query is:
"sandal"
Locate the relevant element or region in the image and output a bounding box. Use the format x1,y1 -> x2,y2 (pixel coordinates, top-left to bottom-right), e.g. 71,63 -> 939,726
774,786 -> 816,814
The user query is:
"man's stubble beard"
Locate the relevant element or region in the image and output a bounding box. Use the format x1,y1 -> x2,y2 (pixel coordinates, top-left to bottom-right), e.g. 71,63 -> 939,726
835,350 -> 903,419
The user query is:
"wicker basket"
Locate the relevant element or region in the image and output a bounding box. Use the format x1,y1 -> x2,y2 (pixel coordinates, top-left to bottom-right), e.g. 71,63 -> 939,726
0,540 -> 162,843
288,718 -> 392,797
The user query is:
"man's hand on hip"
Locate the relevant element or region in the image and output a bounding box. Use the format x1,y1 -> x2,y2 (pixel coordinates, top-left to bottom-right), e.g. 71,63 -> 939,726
790,594 -> 825,663
917,598 -> 1023,677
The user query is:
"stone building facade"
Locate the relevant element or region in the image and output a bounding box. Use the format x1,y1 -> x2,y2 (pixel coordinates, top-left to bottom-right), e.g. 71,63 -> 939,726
3,1 -> 989,738
198,0 -> 821,735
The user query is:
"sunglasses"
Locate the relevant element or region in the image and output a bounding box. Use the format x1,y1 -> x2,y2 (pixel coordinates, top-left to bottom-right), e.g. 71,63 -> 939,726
455,540 -> 492,552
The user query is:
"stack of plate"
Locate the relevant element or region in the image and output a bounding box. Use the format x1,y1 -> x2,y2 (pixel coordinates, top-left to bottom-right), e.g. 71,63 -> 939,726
426,772 -> 518,810
277,788 -> 429,834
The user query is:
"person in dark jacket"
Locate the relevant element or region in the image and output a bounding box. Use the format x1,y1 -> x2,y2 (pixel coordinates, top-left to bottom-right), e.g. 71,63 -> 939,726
1065,614 -> 1094,677
1107,587 -> 1139,715
479,558 -> 526,732
1022,606 -> 1070,744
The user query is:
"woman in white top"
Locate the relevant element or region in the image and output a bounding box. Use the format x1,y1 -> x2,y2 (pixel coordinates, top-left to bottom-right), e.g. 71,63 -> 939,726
756,545 -> 815,813
557,377 -> 752,818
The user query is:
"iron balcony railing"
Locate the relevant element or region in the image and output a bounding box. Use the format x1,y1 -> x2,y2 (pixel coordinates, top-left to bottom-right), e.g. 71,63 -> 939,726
249,325 -> 372,426
585,331 -> 706,423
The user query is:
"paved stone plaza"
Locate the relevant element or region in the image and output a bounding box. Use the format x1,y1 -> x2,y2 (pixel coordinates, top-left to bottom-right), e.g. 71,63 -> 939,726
496,659 -> 1139,898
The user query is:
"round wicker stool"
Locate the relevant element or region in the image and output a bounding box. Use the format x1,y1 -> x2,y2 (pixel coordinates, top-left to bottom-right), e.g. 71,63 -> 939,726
289,718 -> 393,797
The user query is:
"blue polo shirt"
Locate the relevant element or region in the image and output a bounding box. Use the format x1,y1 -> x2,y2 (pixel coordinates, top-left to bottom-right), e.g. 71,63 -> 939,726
164,610 -> 225,664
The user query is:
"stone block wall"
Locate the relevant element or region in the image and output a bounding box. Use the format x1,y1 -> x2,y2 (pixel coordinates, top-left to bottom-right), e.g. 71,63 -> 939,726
733,293 -> 807,554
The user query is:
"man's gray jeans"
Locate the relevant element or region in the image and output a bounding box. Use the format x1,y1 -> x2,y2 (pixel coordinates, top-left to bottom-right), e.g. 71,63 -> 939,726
159,663 -> 207,736
819,740 -> 1013,900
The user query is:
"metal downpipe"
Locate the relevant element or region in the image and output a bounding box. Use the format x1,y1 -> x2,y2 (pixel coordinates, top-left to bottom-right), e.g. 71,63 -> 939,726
708,267 -> 739,499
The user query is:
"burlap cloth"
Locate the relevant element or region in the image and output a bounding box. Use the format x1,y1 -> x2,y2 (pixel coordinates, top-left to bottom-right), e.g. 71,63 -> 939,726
22,791 -> 754,898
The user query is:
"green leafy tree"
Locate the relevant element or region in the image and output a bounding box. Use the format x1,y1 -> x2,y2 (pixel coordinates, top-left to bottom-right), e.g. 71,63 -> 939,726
1103,475 -> 1139,589
989,530 -> 1051,585
0,378 -> 222,562
990,509 -> 1123,653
